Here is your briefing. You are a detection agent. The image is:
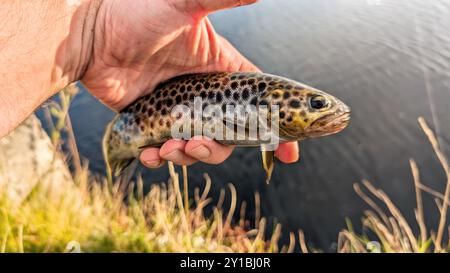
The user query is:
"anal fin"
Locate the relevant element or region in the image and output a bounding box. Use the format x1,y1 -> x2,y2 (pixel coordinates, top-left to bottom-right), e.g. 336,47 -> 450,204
112,158 -> 136,177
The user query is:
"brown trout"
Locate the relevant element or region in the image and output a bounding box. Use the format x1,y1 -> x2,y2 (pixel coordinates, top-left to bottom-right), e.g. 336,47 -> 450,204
103,72 -> 351,183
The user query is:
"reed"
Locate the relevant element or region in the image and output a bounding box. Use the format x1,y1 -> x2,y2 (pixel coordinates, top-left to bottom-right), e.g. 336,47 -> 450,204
338,118 -> 450,253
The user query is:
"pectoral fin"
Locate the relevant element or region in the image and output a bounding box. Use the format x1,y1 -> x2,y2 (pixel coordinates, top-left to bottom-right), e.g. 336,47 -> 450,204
261,150 -> 275,184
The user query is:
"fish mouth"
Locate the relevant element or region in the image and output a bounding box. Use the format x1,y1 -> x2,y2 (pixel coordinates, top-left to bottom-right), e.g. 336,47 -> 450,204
311,111 -> 351,133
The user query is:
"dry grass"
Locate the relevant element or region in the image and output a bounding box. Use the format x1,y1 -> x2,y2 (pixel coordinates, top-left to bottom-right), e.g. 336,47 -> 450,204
338,117 -> 450,253
0,149 -> 298,253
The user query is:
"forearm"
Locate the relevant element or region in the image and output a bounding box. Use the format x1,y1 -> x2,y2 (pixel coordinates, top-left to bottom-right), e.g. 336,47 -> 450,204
0,0 -> 101,137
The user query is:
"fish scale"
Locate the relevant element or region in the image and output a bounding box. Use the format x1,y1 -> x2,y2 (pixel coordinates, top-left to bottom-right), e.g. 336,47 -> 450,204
103,72 -> 351,183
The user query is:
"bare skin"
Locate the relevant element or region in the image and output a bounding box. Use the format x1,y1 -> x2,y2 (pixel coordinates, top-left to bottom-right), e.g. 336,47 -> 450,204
0,0 -> 299,169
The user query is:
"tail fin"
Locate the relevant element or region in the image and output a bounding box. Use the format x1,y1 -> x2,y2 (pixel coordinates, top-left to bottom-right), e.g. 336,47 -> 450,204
102,117 -> 135,180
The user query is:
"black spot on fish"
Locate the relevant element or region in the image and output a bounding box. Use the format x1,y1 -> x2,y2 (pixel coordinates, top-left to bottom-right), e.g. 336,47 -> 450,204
163,90 -> 168,97
216,92 -> 223,103
233,92 -> 240,101
238,75 -> 245,80
259,99 -> 268,106
242,88 -> 250,100
156,101 -> 162,111
183,93 -> 188,100
180,85 -> 186,93
136,103 -> 142,112
159,119 -> 164,126
166,98 -> 173,107
289,100 -> 301,108
187,85 -> 192,92
204,82 -> 210,89
135,117 -> 141,125
170,90 -> 177,97
300,110 -> 307,117
161,108 -> 167,116
231,81 -> 238,90
175,95 -> 182,104
166,120 -> 171,128
283,92 -> 291,99
189,94 -> 195,101
272,92 -> 280,99
208,91 -> 215,100
258,82 -> 267,93
250,97 -> 258,106
286,85 -> 293,89
287,116 -> 293,122
225,88 -> 232,98
200,91 -> 207,98
195,84 -> 202,92
279,111 -> 285,119
264,76 -> 273,81
214,82 -> 220,89
148,108 -> 154,116
248,79 -> 255,85
240,80 -> 247,87
150,97 -> 155,104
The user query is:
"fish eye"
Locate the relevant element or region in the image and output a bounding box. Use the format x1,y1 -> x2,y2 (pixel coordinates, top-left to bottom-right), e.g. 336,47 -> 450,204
309,95 -> 329,110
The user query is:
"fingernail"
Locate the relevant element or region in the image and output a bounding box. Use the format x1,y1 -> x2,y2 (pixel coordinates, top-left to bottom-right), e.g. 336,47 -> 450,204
163,149 -> 184,162
144,160 -> 161,168
189,145 -> 211,159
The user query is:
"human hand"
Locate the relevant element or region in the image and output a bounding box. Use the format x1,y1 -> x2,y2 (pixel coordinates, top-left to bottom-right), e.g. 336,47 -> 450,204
80,0 -> 299,168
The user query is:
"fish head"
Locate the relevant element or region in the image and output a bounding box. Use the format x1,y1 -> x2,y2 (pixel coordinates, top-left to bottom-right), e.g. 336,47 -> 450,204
264,83 -> 351,140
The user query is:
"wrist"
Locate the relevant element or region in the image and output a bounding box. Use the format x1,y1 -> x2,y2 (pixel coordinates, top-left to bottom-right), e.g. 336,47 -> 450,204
53,0 -> 103,90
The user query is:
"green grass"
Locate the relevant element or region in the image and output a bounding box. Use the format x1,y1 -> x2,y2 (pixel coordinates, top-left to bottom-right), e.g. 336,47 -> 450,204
0,162 -> 291,253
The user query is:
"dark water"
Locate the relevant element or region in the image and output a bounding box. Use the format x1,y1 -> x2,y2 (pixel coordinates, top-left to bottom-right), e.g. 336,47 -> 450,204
38,0 -> 450,250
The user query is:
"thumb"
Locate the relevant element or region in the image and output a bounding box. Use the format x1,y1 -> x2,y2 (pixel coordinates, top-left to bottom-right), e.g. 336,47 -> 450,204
188,0 -> 258,15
